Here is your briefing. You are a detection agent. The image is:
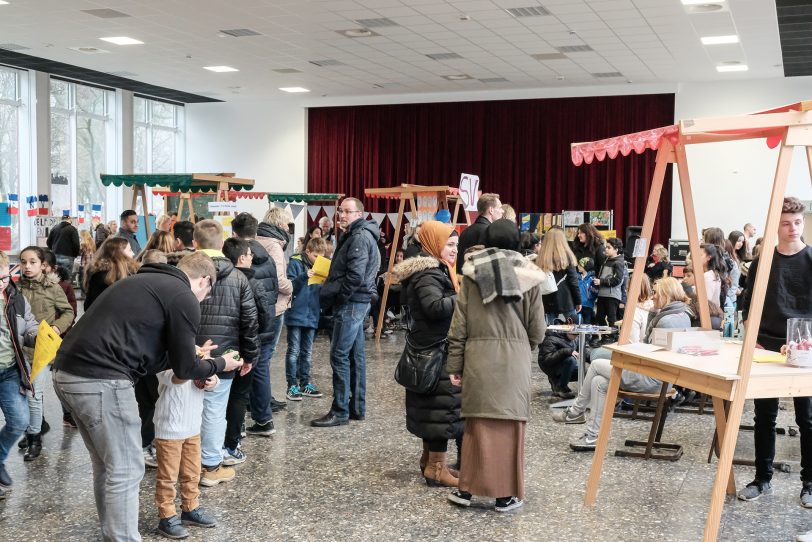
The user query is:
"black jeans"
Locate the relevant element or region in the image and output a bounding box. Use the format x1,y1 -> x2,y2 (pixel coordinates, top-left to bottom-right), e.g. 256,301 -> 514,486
134,374 -> 159,448
225,370 -> 254,450
753,397 -> 812,482
539,355 -> 578,390
424,436 -> 464,456
595,297 -> 620,328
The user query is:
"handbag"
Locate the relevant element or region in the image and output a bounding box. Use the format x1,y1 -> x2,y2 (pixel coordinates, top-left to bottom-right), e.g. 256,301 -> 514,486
394,336 -> 447,394
538,270 -> 558,295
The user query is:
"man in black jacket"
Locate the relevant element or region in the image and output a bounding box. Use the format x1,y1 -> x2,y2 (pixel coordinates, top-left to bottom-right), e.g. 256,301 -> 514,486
312,197 -> 380,427
116,209 -> 142,255
456,193 -> 503,273
46,215 -> 80,271
52,253 -> 242,540
193,220 -> 259,485
231,212 -> 281,436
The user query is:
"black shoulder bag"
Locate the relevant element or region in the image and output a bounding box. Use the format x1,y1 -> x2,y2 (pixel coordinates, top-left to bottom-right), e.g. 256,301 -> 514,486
394,335 -> 447,394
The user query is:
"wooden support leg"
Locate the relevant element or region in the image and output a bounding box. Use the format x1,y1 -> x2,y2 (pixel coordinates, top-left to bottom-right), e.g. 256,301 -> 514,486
375,197 -> 406,339
711,396 -> 736,495
584,365 -> 622,505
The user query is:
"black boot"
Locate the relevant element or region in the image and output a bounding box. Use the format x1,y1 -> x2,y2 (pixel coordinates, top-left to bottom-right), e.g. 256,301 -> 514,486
18,435 -> 28,449
24,433 -> 41,461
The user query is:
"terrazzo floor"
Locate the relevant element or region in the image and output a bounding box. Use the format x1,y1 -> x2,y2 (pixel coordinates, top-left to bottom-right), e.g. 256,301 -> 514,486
1,328 -> 811,541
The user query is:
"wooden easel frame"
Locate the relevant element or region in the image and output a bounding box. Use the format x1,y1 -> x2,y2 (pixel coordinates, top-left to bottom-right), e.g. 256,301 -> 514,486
575,101 -> 812,541
364,184 -> 453,339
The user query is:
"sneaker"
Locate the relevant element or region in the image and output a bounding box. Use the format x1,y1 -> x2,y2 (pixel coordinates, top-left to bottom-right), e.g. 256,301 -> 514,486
495,496 -> 524,512
364,325 -> 374,334
448,490 -> 472,507
271,397 -> 287,412
240,422 -> 246,438
180,507 -> 217,528
157,515 -> 189,539
554,387 -> 577,400
800,482 -> 812,508
301,383 -> 323,398
569,433 -> 598,452
245,420 -> 276,437
199,465 -> 236,487
143,445 -> 158,469
286,385 -> 303,401
552,408 -> 585,424
62,413 -> 78,428
737,479 -> 772,501
0,464 -> 12,488
222,445 -> 247,466
798,530 -> 812,542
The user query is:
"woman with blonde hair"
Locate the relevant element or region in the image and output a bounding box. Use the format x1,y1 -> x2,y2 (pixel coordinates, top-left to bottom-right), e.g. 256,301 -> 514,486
644,244 -> 672,282
137,230 -> 175,261
536,228 -> 581,324
83,237 -> 139,310
79,229 -> 96,287
553,277 -> 692,451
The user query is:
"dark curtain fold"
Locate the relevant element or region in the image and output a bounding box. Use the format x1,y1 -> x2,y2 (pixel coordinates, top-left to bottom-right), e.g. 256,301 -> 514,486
307,93 -> 674,244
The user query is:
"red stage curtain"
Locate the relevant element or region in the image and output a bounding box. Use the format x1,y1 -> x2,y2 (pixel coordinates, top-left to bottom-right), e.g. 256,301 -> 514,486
307,93 -> 674,244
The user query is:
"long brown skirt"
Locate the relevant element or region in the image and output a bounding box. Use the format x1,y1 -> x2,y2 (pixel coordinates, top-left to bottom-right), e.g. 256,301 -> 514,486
458,417 -> 526,499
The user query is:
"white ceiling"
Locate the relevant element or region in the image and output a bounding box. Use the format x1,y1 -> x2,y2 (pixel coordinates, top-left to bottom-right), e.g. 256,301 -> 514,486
0,0 -> 784,101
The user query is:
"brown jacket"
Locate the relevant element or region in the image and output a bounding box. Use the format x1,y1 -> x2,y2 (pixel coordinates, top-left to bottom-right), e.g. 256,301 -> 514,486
256,235 -> 292,316
446,253 -> 546,421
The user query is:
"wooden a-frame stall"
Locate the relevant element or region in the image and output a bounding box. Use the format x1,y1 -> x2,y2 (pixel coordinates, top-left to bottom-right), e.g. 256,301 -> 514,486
572,101 -> 812,541
100,173 -> 255,232
364,184 -> 470,339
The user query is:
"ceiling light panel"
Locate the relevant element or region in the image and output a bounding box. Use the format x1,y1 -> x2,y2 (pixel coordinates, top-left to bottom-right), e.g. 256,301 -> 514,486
716,64 -> 748,72
505,6 -> 552,18
556,45 -> 593,53
99,37 -> 143,46
532,52 -> 567,61
273,68 -> 302,74
592,72 -> 624,78
355,18 -> 399,28
279,87 -> 310,93
219,29 -> 261,37
203,66 -> 238,72
700,34 -> 739,45
309,59 -> 343,67
81,8 -> 131,18
426,52 -> 463,60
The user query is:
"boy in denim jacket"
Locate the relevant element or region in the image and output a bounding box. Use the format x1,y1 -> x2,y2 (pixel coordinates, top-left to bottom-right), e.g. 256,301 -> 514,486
284,238 -> 328,400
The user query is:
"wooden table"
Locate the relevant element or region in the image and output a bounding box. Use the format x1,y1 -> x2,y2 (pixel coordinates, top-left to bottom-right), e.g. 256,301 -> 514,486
585,342 -> 812,539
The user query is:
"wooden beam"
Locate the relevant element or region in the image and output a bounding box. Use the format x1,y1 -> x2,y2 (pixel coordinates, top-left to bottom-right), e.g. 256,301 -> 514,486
680,110 -> 812,135
375,196 -> 407,340
702,138 -> 795,542
584,365 -> 622,505
191,173 -> 254,186
675,143 -> 711,329
617,141 -> 672,345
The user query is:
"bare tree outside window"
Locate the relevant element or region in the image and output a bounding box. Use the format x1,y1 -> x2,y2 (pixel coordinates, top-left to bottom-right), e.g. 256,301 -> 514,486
0,68 -> 20,250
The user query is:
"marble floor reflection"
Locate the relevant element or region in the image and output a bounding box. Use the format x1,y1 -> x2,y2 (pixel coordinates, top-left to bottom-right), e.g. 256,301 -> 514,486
1,329 -> 809,541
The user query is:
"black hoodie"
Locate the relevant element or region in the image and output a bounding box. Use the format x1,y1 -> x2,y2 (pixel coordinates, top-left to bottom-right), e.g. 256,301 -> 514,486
320,218 -> 381,309
53,264 -> 225,382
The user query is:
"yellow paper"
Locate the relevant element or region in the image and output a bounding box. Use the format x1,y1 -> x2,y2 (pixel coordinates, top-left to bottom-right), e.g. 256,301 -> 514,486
308,255 -> 331,285
31,320 -> 62,382
753,353 -> 786,363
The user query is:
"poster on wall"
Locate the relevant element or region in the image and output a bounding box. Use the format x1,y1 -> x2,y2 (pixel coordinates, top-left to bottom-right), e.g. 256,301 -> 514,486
458,173 -> 480,212
562,211 -> 585,227
589,210 -> 611,228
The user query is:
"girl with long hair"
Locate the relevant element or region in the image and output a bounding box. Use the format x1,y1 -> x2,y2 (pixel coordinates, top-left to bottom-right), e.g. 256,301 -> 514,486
84,237 -> 139,310
571,223 -> 606,270
536,228 -> 581,324
137,230 -> 175,261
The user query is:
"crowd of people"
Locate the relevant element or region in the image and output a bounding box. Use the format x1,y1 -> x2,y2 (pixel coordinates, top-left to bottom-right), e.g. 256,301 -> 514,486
0,191 -> 809,540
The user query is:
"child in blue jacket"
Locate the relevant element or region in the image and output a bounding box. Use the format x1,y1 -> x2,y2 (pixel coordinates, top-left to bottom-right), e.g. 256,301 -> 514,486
577,257 -> 598,325
284,238 -> 328,400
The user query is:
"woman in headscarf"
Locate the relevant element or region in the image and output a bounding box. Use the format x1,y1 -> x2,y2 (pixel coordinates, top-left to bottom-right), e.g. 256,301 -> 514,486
393,220 -> 462,487
446,219 -> 547,512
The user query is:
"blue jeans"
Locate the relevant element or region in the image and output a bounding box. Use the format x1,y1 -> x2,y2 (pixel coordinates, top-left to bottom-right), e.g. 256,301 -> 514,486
0,366 -> 29,468
200,377 -> 233,467
26,364 -> 50,434
285,326 -> 317,388
56,254 -> 75,273
53,370 -> 143,542
329,302 -> 369,420
250,314 -> 284,424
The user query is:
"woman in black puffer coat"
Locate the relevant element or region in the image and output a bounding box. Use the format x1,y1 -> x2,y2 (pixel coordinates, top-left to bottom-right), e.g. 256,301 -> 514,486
393,220 -> 462,488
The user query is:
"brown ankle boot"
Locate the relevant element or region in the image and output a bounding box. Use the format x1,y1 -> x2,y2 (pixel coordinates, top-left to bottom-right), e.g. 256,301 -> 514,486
423,452 -> 459,488
419,443 -> 429,473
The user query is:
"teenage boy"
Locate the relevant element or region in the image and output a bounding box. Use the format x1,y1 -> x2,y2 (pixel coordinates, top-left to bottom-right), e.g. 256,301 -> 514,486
0,251 -> 38,500
116,209 -> 142,255
193,220 -> 259,485
593,237 -> 625,329
166,221 -> 196,265
738,197 -> 812,505
230,212 -> 281,436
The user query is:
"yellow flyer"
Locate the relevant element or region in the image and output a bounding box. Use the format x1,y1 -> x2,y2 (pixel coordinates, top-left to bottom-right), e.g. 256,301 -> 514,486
31,320 -> 62,382
308,256 -> 331,285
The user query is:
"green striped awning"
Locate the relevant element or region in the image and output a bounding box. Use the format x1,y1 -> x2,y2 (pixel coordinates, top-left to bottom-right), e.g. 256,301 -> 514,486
266,193 -> 343,203
100,174 -> 253,193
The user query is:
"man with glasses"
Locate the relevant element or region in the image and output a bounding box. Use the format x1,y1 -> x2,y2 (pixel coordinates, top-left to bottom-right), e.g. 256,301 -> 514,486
312,197 -> 381,427
0,253 -> 38,501
52,252 -> 243,540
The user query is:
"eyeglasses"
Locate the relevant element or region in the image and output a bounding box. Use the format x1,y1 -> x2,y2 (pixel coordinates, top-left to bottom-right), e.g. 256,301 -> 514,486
336,208 -> 362,215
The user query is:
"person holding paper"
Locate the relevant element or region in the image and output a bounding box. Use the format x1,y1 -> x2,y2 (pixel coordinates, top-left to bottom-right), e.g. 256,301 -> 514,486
284,238 -> 329,401
738,197 -> 812,507
312,197 -> 380,427
0,250 -> 38,501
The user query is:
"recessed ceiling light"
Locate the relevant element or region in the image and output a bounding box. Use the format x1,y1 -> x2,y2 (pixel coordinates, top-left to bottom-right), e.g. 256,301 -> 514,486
701,35 -> 739,45
204,66 -> 238,72
99,36 -> 144,46
0,1 -> 9,5
339,28 -> 380,38
442,74 -> 472,80
279,87 -> 310,93
716,64 -> 748,72
681,0 -> 724,4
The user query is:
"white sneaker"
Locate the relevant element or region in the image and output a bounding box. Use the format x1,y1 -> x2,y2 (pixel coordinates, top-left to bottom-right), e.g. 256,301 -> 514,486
143,445 -> 158,468
798,531 -> 812,542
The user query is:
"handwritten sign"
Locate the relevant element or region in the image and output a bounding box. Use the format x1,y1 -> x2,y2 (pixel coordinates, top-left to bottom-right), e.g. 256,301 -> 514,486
207,201 -> 239,213
459,174 -> 480,212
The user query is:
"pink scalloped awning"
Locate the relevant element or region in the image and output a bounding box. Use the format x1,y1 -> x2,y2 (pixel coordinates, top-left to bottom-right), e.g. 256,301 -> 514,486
571,125 -> 679,166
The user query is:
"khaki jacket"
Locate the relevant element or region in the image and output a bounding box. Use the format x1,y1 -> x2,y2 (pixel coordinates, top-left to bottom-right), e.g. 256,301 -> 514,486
446,254 -> 546,421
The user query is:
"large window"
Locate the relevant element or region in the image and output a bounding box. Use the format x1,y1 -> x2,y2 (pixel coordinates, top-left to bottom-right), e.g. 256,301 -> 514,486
133,96 -> 185,216
0,67 -> 22,251
50,79 -> 115,219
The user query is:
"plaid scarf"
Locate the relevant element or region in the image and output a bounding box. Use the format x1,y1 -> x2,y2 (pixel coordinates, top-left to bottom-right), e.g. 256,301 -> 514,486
468,247 -> 526,305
